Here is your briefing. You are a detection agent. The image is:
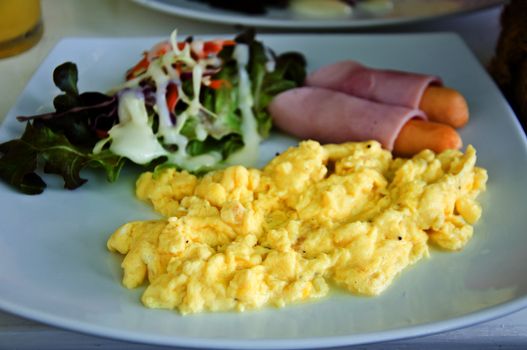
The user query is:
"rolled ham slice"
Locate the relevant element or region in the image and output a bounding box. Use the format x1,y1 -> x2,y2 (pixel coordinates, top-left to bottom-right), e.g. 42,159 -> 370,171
269,87 -> 426,151
305,60 -> 442,109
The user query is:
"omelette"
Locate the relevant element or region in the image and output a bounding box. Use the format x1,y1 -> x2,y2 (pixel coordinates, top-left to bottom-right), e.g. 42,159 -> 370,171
107,140 -> 487,314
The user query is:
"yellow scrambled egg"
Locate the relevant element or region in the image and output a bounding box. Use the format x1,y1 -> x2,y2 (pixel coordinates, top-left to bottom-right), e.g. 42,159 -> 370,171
107,140 -> 487,314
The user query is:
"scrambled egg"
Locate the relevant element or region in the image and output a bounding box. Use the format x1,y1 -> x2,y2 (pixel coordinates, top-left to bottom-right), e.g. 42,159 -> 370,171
107,141 -> 487,314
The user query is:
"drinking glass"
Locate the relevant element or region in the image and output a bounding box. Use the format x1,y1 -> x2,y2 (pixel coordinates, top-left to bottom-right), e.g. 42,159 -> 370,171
0,0 -> 43,58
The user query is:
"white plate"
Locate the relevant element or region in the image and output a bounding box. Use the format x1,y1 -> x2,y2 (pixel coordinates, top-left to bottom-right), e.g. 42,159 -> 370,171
131,0 -> 505,28
1,33 -> 527,349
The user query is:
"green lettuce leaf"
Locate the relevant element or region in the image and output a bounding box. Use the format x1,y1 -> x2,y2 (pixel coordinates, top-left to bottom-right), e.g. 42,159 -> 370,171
0,122 -> 124,194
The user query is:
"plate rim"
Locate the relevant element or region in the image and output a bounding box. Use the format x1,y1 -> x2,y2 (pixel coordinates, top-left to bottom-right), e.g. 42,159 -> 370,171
1,295 -> 526,348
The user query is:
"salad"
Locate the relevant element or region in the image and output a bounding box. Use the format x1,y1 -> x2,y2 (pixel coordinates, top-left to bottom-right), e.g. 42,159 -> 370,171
0,30 -> 306,194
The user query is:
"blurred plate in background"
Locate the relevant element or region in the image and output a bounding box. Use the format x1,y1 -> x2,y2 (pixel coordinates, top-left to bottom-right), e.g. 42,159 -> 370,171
131,0 -> 505,28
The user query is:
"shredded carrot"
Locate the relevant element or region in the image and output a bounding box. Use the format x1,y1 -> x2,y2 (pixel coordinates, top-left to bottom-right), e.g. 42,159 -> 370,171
203,39 -> 237,57
209,79 -> 228,90
126,39 -> 235,80
203,41 -> 223,55
166,83 -> 179,112
126,52 -> 149,80
177,42 -> 187,51
221,39 -> 237,46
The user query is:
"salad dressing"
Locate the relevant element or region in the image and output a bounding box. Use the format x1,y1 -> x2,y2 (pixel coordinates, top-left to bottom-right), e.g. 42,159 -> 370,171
104,91 -> 167,164
161,53 -> 181,84
189,64 -> 204,116
165,65 -> 207,169
226,44 -> 260,167
149,64 -> 173,142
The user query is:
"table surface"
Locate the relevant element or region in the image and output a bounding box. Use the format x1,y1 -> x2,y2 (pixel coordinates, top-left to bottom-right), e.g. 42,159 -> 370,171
1,1 -> 526,349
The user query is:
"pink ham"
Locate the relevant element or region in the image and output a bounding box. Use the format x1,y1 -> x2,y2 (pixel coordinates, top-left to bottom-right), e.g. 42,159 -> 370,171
305,60 -> 442,109
269,87 -> 426,151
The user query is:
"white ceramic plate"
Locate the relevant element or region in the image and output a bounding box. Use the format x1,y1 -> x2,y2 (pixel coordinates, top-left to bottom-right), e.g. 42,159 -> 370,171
131,0 -> 505,28
0,33 -> 526,349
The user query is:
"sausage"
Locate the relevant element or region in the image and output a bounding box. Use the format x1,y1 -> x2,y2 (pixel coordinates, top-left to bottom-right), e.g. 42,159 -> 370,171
393,119 -> 462,157
419,86 -> 469,128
